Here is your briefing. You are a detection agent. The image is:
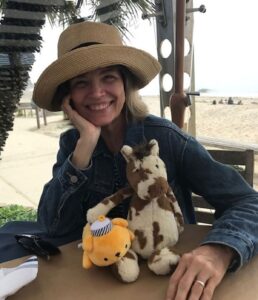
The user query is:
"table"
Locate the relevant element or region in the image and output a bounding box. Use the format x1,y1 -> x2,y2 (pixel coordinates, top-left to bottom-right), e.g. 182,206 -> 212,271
1,225 -> 258,300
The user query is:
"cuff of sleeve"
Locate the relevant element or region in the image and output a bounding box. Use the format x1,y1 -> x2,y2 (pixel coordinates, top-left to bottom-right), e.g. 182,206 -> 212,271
200,228 -> 254,272
57,155 -> 92,189
68,153 -> 93,171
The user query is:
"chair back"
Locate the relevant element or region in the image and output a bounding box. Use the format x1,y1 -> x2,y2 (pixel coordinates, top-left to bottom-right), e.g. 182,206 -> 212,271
192,149 -> 254,225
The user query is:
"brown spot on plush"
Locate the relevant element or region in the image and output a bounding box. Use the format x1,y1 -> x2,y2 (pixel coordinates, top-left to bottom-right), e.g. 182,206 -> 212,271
131,195 -> 150,215
124,250 -> 137,260
103,186 -> 133,206
132,142 -> 154,160
169,200 -> 175,213
134,230 -> 147,249
111,250 -> 138,282
111,263 -> 124,282
157,195 -> 173,212
148,177 -> 169,198
153,222 -> 164,248
137,167 -> 151,180
167,186 -> 177,203
148,249 -> 161,264
175,212 -> 184,227
126,163 -> 151,191
128,209 -> 133,220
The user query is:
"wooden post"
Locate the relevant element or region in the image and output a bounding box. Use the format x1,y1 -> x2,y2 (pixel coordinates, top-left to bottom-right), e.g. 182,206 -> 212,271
43,109 -> 47,126
170,0 -> 188,128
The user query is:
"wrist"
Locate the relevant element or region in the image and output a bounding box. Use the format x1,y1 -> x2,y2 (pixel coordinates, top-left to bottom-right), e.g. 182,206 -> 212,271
70,153 -> 91,169
202,243 -> 238,269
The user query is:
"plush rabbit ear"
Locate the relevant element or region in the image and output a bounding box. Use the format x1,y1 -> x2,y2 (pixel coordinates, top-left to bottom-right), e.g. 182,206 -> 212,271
149,139 -> 159,156
121,145 -> 133,162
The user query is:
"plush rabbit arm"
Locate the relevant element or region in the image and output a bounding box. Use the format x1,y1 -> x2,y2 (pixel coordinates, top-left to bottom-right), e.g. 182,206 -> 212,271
87,186 -> 133,223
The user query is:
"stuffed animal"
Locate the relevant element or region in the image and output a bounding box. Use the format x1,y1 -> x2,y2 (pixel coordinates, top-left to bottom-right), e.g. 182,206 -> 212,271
87,139 -> 184,282
82,215 -> 140,282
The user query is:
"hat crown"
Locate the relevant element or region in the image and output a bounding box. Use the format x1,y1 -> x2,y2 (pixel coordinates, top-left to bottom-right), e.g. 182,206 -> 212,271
58,22 -> 123,57
90,216 -> 112,237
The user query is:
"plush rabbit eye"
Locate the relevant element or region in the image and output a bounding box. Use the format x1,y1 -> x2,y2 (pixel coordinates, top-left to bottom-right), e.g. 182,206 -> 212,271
155,164 -> 159,168
104,258 -> 108,261
125,244 -> 128,249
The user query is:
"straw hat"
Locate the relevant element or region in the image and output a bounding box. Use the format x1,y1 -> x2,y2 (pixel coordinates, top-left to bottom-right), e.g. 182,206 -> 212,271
33,21 -> 161,111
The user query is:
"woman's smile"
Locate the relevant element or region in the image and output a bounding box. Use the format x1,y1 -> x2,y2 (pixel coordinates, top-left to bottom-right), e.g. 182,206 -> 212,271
86,100 -> 114,112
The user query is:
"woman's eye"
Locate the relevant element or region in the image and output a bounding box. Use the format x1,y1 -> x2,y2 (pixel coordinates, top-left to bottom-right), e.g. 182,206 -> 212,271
77,81 -> 88,87
103,75 -> 116,82
72,81 -> 88,89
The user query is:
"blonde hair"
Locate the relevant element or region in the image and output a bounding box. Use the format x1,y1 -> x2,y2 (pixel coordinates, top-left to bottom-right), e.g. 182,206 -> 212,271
121,67 -> 149,122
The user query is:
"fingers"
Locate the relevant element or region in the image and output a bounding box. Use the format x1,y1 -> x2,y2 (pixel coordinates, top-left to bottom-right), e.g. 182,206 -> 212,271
166,248 -> 226,300
189,277 -> 213,300
200,278 -> 216,300
61,95 -> 86,129
61,95 -> 72,115
166,259 -> 187,299
190,279 -> 206,300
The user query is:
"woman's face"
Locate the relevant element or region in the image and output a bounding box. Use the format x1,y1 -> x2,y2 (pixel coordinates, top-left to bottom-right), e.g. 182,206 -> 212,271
69,66 -> 125,127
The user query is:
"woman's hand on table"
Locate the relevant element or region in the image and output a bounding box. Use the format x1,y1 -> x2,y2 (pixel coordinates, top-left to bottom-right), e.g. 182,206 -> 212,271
166,244 -> 236,300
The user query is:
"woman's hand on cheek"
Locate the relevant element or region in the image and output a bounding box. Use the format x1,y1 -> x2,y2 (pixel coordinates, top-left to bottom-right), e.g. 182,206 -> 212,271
62,95 -> 101,140
166,244 -> 235,300
62,95 -> 101,169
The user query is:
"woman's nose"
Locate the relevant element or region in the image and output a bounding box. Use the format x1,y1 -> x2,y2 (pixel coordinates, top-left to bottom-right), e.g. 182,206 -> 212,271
89,80 -> 104,97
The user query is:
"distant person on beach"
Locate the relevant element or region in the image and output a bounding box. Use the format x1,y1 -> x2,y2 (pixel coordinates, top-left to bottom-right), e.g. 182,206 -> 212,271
30,21 -> 258,300
228,97 -> 234,105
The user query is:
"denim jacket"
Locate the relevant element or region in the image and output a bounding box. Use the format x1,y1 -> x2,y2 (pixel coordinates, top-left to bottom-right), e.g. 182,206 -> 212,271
38,114 -> 258,270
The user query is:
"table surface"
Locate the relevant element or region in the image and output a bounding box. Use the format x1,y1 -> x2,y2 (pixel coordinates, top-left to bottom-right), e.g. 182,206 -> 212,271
1,225 -> 258,300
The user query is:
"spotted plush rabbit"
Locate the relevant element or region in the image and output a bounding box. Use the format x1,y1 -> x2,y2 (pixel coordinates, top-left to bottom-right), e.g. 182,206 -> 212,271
87,139 -> 184,282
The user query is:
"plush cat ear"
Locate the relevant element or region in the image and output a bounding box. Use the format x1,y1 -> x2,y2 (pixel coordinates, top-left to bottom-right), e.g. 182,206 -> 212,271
121,145 -> 133,162
149,139 -> 159,156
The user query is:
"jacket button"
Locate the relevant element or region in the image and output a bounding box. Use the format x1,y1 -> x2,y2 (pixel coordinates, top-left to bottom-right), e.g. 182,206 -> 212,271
70,175 -> 78,183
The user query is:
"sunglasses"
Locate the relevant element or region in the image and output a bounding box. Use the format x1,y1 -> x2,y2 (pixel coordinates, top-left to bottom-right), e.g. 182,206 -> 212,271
15,234 -> 61,260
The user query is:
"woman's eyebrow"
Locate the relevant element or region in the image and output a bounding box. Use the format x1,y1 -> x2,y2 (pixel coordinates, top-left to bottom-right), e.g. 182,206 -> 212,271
71,75 -> 87,81
99,67 -> 118,74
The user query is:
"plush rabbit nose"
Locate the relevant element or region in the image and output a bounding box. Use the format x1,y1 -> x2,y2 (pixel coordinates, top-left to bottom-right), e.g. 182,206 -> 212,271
115,252 -> 121,257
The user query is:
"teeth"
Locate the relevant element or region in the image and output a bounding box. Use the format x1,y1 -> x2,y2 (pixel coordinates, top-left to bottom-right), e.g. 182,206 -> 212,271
88,102 -> 110,111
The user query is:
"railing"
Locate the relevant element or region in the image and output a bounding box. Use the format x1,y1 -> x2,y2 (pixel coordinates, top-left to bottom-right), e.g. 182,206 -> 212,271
17,102 -> 47,128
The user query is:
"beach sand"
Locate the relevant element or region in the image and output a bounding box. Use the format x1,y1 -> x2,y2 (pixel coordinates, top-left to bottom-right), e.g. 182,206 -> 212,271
0,96 -> 257,208
28,95 -> 258,189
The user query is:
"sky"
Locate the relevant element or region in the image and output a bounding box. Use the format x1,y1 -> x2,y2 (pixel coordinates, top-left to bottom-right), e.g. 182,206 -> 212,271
29,0 -> 258,97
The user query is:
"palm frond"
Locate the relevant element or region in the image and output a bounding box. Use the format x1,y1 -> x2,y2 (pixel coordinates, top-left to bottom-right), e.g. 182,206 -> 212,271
80,0 -> 155,37
0,0 -> 6,10
46,1 -> 80,27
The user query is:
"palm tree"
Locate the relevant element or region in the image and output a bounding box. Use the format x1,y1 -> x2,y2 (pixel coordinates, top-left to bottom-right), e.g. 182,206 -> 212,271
0,0 -> 155,156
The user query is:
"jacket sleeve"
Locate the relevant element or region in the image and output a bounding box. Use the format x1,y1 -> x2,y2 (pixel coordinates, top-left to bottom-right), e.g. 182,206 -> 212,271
179,136 -> 258,271
37,130 -> 93,237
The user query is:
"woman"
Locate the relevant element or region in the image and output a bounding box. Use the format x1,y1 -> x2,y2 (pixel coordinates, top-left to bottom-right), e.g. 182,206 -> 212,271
33,21 -> 258,300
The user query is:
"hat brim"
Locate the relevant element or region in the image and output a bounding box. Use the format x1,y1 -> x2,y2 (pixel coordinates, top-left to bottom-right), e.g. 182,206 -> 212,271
33,44 -> 161,111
